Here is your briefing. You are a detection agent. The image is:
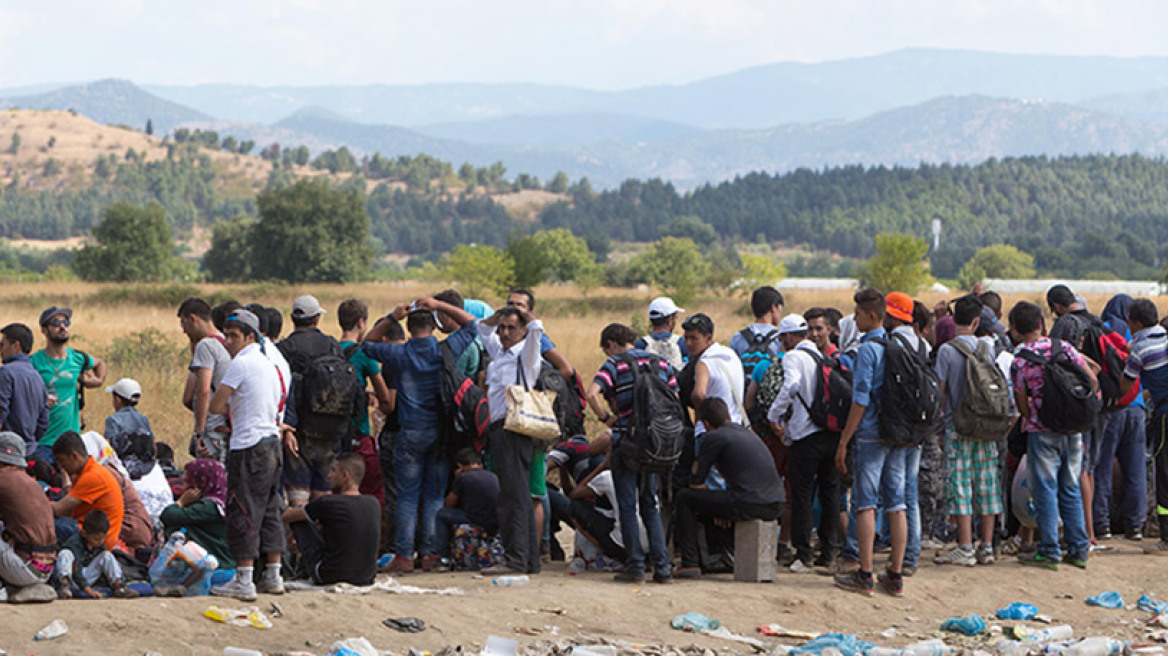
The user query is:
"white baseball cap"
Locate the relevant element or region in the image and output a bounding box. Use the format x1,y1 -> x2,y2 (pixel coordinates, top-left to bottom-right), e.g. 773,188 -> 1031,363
778,313 -> 809,335
648,297 -> 684,320
105,378 -> 142,402
291,295 -> 326,319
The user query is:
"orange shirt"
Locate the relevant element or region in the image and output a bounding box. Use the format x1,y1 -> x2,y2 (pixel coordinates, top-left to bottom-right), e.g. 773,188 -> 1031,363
68,457 -> 124,550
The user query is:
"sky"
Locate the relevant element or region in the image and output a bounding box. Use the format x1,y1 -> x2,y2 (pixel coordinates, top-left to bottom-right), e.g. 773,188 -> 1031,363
2,0 -> 1167,90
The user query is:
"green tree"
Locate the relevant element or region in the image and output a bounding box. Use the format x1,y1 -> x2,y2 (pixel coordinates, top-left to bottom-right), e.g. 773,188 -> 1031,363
956,244 -> 1036,289
441,244 -> 515,299
534,229 -> 595,282
733,253 -> 787,296
548,171 -> 570,194
860,233 -> 933,294
249,178 -> 375,283
8,132 -> 19,155
634,237 -> 709,305
221,136 -> 238,153
145,119 -> 153,136
202,216 -> 255,282
72,203 -> 184,281
507,234 -> 550,288
661,215 -> 717,247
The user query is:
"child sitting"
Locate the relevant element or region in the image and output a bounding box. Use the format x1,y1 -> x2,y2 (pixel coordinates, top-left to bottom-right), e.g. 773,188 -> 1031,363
55,510 -> 139,599
103,378 -> 156,480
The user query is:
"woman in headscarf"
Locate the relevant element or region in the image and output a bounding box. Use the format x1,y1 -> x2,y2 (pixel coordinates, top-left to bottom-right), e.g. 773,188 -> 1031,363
1102,293 -> 1133,339
159,459 -> 234,570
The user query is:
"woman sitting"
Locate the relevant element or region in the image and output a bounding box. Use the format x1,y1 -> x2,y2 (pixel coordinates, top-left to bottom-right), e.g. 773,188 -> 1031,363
159,459 -> 235,571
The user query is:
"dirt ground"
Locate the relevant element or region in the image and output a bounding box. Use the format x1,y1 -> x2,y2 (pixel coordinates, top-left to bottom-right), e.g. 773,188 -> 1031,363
5,540 -> 1167,656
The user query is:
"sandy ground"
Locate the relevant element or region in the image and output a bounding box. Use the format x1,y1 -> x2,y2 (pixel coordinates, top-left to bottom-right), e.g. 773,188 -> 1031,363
4,540 -> 1168,656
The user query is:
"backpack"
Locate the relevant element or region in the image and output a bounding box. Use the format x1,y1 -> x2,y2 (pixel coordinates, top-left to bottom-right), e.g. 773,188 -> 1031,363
1017,339 -> 1100,435
439,341 -> 491,453
737,328 -> 778,390
1078,319 -> 1137,411
795,349 -> 854,433
873,333 -> 943,446
536,363 -> 586,440
642,334 -> 685,372
749,359 -> 785,435
616,353 -> 685,474
949,339 -> 1013,441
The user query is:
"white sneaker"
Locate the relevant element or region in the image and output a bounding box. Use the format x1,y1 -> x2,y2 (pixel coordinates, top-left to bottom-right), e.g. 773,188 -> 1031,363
211,576 -> 258,602
933,546 -> 976,567
920,537 -> 946,551
976,544 -> 995,565
256,575 -> 285,595
789,559 -> 813,574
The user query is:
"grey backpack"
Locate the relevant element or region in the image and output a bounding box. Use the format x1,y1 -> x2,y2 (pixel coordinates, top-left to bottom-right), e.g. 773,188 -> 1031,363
950,339 -> 1012,441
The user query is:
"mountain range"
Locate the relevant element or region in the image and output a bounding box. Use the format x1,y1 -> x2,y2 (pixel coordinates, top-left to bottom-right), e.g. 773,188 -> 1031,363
6,49 -> 1168,187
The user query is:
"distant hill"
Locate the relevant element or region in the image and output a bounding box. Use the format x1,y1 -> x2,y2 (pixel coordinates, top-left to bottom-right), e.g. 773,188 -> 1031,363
414,113 -> 698,147
1082,87 -> 1168,126
0,79 -> 210,133
142,49 -> 1168,129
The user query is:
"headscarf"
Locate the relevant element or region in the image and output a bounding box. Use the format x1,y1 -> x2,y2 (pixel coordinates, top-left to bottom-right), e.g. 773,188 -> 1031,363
184,459 -> 228,516
81,431 -> 130,480
1102,294 -> 1133,338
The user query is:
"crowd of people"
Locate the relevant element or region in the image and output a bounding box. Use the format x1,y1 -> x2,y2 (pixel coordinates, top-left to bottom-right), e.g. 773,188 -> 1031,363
0,281 -> 1166,605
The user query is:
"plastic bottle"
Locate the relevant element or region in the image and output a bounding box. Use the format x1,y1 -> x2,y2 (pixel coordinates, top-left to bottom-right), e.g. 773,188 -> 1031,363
34,619 -> 69,640
149,530 -> 187,582
1027,627 -> 1076,643
492,575 -> 529,587
868,648 -> 909,656
997,640 -> 1033,656
906,640 -> 959,656
222,648 -> 263,656
1065,638 -> 1124,656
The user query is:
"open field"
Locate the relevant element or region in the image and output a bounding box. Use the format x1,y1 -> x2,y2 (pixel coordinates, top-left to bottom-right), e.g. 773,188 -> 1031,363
0,279 -> 1157,460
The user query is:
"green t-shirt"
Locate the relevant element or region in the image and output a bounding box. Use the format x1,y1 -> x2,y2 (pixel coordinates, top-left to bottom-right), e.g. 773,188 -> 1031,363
455,336 -> 483,380
30,348 -> 91,446
341,340 -> 382,437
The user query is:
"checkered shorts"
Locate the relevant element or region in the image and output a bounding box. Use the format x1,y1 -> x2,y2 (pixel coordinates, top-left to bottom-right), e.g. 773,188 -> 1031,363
944,425 -> 1003,516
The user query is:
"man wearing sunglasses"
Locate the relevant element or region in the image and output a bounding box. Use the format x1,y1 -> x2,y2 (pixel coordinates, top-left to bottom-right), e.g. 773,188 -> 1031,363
30,306 -> 106,463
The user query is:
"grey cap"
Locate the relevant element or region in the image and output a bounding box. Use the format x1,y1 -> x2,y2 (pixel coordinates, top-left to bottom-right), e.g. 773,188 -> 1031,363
0,432 -> 27,468
291,295 -> 325,319
225,309 -> 261,336
39,306 -> 72,327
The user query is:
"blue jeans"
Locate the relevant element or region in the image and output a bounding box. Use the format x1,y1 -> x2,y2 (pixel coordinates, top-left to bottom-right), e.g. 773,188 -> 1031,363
853,435 -> 909,512
435,507 -> 470,559
394,427 -> 449,558
1028,431 -> 1089,561
1093,406 -> 1148,532
903,445 -> 921,568
611,457 -> 670,577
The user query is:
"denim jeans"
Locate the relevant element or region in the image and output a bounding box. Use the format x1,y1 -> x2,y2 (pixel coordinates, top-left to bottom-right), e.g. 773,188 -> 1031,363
1028,430 -> 1089,561
435,507 -> 470,559
903,445 -> 921,568
1093,405 -> 1148,532
394,427 -> 448,558
610,456 -> 670,577
853,435 -> 909,512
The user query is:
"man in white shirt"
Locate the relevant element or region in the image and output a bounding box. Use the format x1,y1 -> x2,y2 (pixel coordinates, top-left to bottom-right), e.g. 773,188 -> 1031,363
768,313 -> 840,571
476,306 -> 544,575
208,309 -> 288,602
684,313 -> 746,432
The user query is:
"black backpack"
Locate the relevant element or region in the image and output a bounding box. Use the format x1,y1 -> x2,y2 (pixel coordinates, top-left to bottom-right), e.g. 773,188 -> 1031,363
796,349 -> 854,433
873,333 -> 943,446
536,362 -> 586,440
737,328 -> 779,389
439,341 -> 490,453
616,353 -> 685,474
1017,339 -> 1100,435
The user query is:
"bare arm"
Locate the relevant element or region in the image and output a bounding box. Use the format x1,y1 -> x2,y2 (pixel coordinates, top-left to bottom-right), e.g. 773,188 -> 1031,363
586,380 -> 616,428
193,368 -> 214,433
834,401 -> 868,474
181,372 -> 196,411
282,506 -> 308,524
691,361 -> 710,408
209,383 -> 234,416
544,348 -> 575,381
82,357 -> 107,388
52,495 -> 82,517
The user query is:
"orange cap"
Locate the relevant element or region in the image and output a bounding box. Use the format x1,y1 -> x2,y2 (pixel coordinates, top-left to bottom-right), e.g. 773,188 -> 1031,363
885,292 -> 914,322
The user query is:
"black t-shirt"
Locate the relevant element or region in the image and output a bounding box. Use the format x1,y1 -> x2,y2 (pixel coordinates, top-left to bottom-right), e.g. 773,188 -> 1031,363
304,494 -> 381,585
452,468 -> 500,531
692,423 -> 782,506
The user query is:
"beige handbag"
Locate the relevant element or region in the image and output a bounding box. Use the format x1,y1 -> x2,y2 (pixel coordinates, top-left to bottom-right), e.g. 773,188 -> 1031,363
504,358 -> 560,441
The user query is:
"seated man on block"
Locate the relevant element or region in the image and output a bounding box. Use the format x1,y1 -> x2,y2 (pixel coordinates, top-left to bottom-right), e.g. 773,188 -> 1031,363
435,448 -> 500,568
673,397 -> 783,579
282,453 -> 380,586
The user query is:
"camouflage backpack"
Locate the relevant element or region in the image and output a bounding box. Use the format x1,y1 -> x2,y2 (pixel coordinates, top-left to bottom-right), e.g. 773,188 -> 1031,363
749,357 -> 786,435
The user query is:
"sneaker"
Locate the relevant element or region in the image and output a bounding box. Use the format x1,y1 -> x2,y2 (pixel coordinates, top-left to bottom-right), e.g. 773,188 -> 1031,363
1125,527 -> 1144,542
1097,531 -> 1113,541
878,570 -> 904,597
901,564 -> 917,577
55,584 -> 73,600
874,539 -> 892,554
482,564 -> 525,576
153,585 -> 187,598
976,544 -> 996,565
789,559 -> 814,574
256,575 -> 285,595
1017,552 -> 1060,571
933,546 -> 976,567
419,555 -> 441,572
112,584 -> 140,599
652,570 -> 673,584
431,558 -> 452,573
920,537 -> 946,551
1061,553 -> 1088,569
834,570 -> 875,596
591,556 -> 625,572
211,576 -> 258,602
1143,540 -> 1168,556
613,570 -> 645,583
674,566 -> 701,580
381,555 -> 416,574
10,583 -> 56,604
818,557 -> 859,577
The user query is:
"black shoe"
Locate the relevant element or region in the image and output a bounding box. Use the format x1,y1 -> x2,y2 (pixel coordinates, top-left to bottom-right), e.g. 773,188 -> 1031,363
834,570 -> 875,596
549,542 -> 567,562
1126,527 -> 1144,542
878,570 -> 904,597
652,571 -> 673,584
613,570 -> 645,583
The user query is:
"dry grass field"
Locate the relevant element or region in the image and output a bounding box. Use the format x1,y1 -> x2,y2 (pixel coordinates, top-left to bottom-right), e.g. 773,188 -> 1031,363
0,279 -> 1154,462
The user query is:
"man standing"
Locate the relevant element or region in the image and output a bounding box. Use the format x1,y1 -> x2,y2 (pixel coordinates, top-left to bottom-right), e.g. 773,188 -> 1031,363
282,453 -> 380,585
178,298 -> 231,461
730,287 -> 784,384
337,299 -> 392,503
768,313 -> 839,571
31,306 -> 106,460
209,310 -> 287,601
587,323 -> 677,584
0,431 -> 57,603
634,297 -> 689,372
362,298 -> 479,573
686,314 -> 745,429
505,289 -> 576,382
1119,299 -> 1168,554
0,323 -> 49,456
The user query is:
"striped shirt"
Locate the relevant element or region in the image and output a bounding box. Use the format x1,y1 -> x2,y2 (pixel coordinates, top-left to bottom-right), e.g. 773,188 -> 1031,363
1124,325 -> 1168,414
594,348 -> 678,436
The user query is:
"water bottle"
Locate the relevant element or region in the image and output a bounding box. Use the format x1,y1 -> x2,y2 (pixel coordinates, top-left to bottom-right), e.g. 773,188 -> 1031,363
1066,638 -> 1124,656
222,648 -> 263,656
149,530 -> 188,585
997,641 -> 1033,656
868,648 -> 909,656
906,640 -> 959,656
34,619 -> 69,641
1027,627 -> 1075,643
492,575 -> 529,586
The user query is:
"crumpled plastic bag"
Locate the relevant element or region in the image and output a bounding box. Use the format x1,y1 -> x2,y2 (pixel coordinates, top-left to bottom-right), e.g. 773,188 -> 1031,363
670,612 -> 721,632
330,637 -> 378,656
996,603 -> 1040,620
203,606 -> 272,629
1138,594 -> 1168,614
1086,591 -> 1125,609
941,615 -> 986,636
790,633 -> 875,656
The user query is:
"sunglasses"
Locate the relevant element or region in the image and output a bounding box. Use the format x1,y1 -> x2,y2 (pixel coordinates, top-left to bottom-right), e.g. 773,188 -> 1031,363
49,319 -> 70,328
